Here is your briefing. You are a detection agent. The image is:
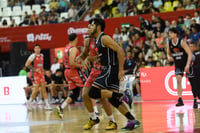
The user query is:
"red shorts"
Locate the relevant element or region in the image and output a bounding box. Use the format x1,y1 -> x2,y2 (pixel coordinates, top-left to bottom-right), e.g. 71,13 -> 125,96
65,68 -> 87,90
32,73 -> 45,85
84,68 -> 102,88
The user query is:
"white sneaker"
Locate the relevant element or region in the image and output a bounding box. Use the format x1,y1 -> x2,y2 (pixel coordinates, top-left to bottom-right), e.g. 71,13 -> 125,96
31,99 -> 37,105
26,101 -> 32,111
44,105 -> 52,110
38,100 -> 45,105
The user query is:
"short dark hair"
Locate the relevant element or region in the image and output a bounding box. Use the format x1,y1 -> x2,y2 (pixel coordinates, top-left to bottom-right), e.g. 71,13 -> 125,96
68,33 -> 77,41
34,44 -> 40,47
169,28 -> 179,35
56,69 -> 62,73
89,17 -> 105,31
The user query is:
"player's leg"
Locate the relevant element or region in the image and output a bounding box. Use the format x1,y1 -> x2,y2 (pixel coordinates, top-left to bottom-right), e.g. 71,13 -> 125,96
40,82 -> 52,110
176,75 -> 184,106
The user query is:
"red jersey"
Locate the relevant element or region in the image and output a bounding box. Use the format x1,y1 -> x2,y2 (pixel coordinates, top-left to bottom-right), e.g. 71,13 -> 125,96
28,53 -> 44,73
89,38 -> 101,69
64,44 -> 80,69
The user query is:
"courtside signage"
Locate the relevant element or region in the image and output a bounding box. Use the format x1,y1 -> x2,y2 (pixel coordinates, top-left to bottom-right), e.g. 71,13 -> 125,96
0,76 -> 27,104
140,66 -> 193,100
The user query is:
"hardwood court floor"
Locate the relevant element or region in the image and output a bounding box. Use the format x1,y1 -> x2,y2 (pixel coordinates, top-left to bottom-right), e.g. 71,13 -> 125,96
0,99 -> 200,133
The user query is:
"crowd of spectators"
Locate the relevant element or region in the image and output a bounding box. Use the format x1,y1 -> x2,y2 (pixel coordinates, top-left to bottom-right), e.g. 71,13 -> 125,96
0,0 -> 89,27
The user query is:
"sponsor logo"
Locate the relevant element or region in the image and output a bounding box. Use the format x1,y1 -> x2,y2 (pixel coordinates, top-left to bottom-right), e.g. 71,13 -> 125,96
164,70 -> 192,96
0,37 -> 11,42
27,33 -> 52,42
67,27 -> 88,34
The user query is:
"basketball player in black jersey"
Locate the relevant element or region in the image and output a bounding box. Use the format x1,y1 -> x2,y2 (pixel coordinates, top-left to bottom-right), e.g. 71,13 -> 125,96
188,41 -> 200,109
85,17 -> 140,131
167,28 -> 192,106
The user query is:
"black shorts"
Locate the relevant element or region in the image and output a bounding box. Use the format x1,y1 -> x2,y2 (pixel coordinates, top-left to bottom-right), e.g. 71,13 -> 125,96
175,67 -> 185,76
93,65 -> 119,90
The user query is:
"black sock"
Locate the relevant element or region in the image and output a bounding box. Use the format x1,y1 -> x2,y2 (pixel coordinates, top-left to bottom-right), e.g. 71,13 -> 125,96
112,92 -> 123,99
125,112 -> 135,120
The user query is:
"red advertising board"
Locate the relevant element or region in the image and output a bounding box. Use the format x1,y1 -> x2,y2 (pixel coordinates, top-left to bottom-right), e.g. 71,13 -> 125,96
140,66 -> 193,101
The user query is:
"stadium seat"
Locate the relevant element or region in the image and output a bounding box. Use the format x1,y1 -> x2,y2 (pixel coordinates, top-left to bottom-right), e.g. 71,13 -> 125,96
60,12 -> 68,22
12,16 -> 21,25
2,7 -> 12,17
12,6 -> 22,16
0,0 -> 7,8
0,8 -> 2,17
32,4 -> 41,15
22,5 -> 32,15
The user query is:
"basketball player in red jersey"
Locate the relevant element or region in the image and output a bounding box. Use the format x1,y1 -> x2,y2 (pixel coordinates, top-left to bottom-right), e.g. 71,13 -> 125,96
56,33 -> 87,118
77,32 -> 117,130
25,44 -> 52,110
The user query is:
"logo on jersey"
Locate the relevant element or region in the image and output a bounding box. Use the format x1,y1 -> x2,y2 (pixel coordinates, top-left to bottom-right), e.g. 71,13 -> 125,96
67,27 -> 88,34
27,33 -> 52,42
173,48 -> 180,52
164,70 -> 192,96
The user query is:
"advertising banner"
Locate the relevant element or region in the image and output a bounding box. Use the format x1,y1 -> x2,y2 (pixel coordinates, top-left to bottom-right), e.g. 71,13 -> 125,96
140,66 -> 193,101
0,76 -> 27,104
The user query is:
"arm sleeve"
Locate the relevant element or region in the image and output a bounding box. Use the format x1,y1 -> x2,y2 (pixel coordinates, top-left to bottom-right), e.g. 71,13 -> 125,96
28,54 -> 36,62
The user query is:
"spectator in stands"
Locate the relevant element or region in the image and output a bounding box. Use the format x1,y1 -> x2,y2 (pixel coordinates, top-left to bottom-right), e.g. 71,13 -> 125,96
138,5 -> 150,14
127,6 -> 139,16
1,19 -> 8,28
163,0 -> 173,12
49,8 -> 58,17
7,0 -> 15,9
190,25 -> 200,43
40,16 -> 48,24
128,24 -> 140,37
143,0 -> 153,11
121,26 -> 129,51
138,16 -> 150,30
155,60 -> 162,67
124,51 -> 137,75
39,6 -> 49,21
110,0 -> 120,9
35,0 -> 44,5
60,17 -> 66,23
184,14 -> 192,28
159,51 -> 168,66
58,0 -> 69,13
153,0 -> 163,10
190,19 -> 200,32
136,0 -> 144,11
117,0 -> 127,15
49,0 -> 59,11
25,0 -> 35,5
113,8 -> 123,18
31,10 -> 39,22
67,4 -> 78,22
48,15 -> 58,24
185,0 -> 196,10
125,0 -> 136,16
155,31 -> 164,51
164,20 -> 170,33
113,27 -> 122,44
177,16 -> 184,27
10,19 -> 18,27
146,56 -> 155,67
51,57 -> 60,74
192,10 -> 200,24
100,0 -> 110,17
175,2 -> 185,11
19,11 -> 30,26
29,16 -> 39,26
153,22 -> 164,36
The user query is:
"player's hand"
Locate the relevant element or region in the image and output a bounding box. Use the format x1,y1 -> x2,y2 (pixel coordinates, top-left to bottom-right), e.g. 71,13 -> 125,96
184,65 -> 190,73
84,58 -> 91,70
118,70 -> 125,81
76,56 -> 83,63
167,56 -> 174,62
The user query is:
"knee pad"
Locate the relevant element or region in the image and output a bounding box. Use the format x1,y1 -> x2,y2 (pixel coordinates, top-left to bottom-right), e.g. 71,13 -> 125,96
108,97 -> 123,108
70,87 -> 80,101
88,86 -> 101,99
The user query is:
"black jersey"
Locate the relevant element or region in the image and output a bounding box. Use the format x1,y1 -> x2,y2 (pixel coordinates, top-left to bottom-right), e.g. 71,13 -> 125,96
95,32 -> 118,66
168,37 -> 187,68
190,50 -> 200,77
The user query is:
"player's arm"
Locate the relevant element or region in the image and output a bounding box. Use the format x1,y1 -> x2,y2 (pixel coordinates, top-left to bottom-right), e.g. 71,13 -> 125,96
181,39 -> 192,73
69,47 -> 83,68
102,35 -> 125,81
166,42 -> 174,62
25,55 -> 36,71
77,38 -> 90,61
